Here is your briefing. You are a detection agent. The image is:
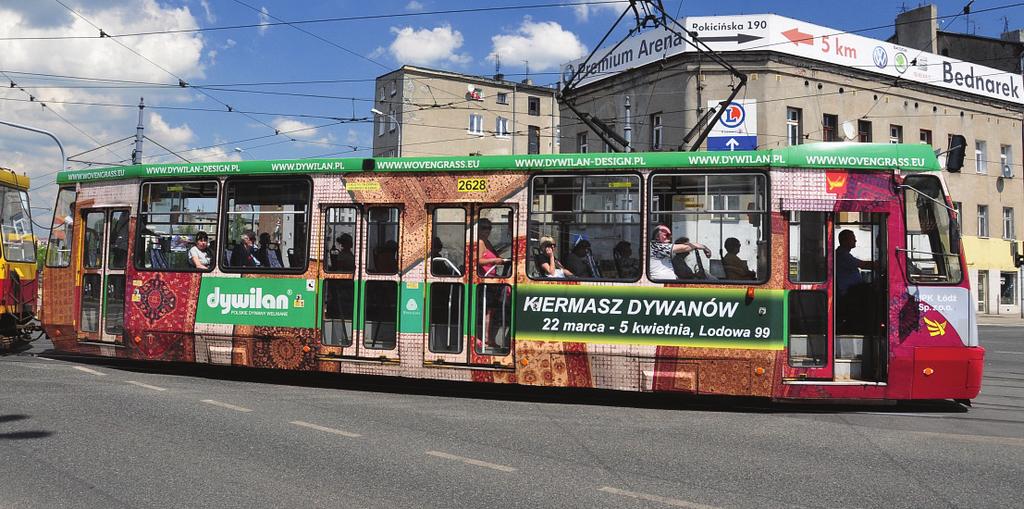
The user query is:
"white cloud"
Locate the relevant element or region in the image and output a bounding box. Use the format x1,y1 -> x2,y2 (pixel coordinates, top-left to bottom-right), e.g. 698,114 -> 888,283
199,0 -> 215,23
405,1 -> 424,11
148,112 -> 195,147
489,19 -> 587,71
258,6 -> 270,35
0,0 -> 208,226
272,118 -> 320,139
368,46 -> 386,59
388,25 -> 471,66
571,0 -> 629,22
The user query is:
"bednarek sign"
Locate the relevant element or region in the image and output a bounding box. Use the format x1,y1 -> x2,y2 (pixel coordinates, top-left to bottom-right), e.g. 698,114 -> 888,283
561,14 -> 1023,105
197,277 -> 316,327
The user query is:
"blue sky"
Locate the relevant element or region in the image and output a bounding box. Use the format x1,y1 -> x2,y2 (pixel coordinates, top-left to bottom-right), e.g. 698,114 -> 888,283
0,0 -> 1020,217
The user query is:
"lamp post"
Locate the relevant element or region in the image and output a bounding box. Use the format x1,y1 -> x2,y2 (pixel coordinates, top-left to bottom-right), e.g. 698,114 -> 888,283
0,120 -> 66,172
370,108 -> 402,157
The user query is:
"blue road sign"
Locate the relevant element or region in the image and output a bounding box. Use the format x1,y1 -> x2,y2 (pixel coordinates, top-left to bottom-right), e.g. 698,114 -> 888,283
707,135 -> 757,151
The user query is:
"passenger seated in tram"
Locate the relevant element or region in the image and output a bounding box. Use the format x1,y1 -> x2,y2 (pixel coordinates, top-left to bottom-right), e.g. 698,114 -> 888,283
188,231 -> 211,269
255,232 -> 283,268
430,236 -> 461,276
649,224 -> 710,280
534,236 -> 572,278
334,233 -> 355,272
374,240 -> 399,274
230,230 -> 260,267
613,241 -> 640,279
564,238 -> 595,278
721,237 -> 755,280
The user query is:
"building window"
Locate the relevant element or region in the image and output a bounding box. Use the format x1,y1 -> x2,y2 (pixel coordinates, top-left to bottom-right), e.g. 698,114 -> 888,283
978,204 -> 989,237
222,178 -> 311,272
468,113 -> 483,135
528,174 -> 642,281
919,129 -> 932,146
1004,207 -> 1015,240
576,132 -> 588,153
387,109 -> 395,132
496,92 -> 508,105
496,117 -> 510,137
786,107 -> 802,146
528,125 -> 540,154
857,120 -> 872,142
388,80 -> 396,96
135,181 -> 219,271
649,173 -> 767,282
975,140 -> 987,174
1000,145 -> 1013,177
952,201 -> 962,228
1000,272 -> 1017,305
651,113 -> 663,150
822,114 -> 838,142
528,96 -> 540,116
889,124 -> 903,144
377,116 -> 385,136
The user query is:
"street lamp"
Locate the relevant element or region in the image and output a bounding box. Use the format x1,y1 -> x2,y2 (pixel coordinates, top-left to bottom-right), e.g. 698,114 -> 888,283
0,120 -> 66,172
370,107 -> 402,157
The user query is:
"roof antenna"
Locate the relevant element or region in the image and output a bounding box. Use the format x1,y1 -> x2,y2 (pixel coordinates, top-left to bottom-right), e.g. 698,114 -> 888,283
494,53 -> 503,81
522,60 -> 530,84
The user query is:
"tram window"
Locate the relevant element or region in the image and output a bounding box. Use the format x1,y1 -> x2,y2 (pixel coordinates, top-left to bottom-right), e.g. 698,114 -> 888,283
80,274 -> 101,332
477,208 -> 513,278
529,174 -> 641,281
649,173 -> 767,283
429,282 -> 464,353
0,187 -> 35,263
223,178 -> 311,272
104,274 -> 126,337
136,181 -> 219,271
323,279 -> 354,347
788,211 -> 827,283
324,206 -> 357,273
903,175 -> 962,284
475,283 -> 511,356
366,207 -> 400,275
108,210 -> 130,270
788,290 -> 827,367
431,208 -> 466,277
46,187 -> 76,267
363,280 -> 397,349
83,211 -> 105,270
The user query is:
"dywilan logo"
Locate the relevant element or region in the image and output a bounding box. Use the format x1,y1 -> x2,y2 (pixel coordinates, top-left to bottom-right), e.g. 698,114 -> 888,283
206,286 -> 289,315
872,46 -> 888,69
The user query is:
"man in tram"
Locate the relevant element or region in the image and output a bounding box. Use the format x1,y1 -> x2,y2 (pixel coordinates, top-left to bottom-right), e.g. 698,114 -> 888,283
835,229 -> 877,333
230,230 -> 260,267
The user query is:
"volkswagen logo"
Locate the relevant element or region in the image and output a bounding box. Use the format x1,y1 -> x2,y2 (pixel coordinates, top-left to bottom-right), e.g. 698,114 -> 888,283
872,46 -> 888,69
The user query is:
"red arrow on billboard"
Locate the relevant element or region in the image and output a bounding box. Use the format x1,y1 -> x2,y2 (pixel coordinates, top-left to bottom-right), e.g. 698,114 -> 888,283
782,28 -> 814,46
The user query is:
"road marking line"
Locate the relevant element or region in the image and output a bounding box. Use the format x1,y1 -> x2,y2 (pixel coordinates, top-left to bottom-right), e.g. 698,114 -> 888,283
907,430 -> 1024,447
991,350 -> 1024,355
598,487 -> 720,509
73,366 -> 105,376
855,412 -> 947,418
200,399 -> 252,413
289,420 -> 361,438
425,450 -> 516,472
127,381 -> 167,391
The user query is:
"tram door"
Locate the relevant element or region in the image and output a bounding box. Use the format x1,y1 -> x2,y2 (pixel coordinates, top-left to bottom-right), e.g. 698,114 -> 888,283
424,204 -> 516,367
320,204 -> 360,355
783,209 -> 888,382
78,208 -> 130,343
357,206 -> 402,361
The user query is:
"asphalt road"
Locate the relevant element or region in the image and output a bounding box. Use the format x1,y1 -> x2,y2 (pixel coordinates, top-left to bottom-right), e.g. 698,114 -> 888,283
1,327 -> 1021,509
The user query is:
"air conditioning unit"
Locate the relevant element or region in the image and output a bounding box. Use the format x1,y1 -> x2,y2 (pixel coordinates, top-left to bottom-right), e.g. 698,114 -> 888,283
1003,164 -> 1014,178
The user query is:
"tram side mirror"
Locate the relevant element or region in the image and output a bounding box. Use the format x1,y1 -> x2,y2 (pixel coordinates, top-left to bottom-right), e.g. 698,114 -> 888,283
946,134 -> 966,172
1013,241 -> 1024,268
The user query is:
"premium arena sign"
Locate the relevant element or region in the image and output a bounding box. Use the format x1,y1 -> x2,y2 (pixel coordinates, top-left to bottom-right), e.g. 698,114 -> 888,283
515,284 -> 785,349
561,13 -> 1023,105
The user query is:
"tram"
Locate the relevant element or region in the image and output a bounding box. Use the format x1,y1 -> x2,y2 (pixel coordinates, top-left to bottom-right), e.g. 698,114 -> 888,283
40,143 -> 983,401
0,168 -> 37,349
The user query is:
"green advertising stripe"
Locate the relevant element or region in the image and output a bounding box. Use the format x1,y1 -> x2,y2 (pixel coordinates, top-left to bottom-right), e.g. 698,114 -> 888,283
197,276 -> 318,328
57,143 -> 939,184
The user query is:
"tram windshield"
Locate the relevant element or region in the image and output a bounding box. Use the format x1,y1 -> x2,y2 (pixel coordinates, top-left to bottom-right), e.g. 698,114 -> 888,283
903,174 -> 961,283
0,185 -> 35,263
